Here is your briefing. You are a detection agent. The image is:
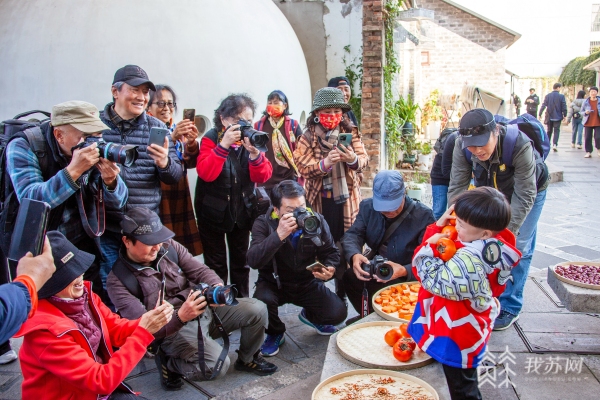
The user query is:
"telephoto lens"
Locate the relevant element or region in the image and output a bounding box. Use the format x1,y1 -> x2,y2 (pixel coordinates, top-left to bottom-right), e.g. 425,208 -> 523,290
237,120 -> 269,152
195,283 -> 239,306
81,137 -> 139,167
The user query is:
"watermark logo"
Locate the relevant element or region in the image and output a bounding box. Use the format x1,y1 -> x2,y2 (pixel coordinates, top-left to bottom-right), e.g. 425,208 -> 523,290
478,346 -> 585,389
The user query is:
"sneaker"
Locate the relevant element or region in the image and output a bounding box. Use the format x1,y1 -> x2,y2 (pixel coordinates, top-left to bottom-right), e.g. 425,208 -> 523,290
493,310 -> 519,331
298,308 -> 338,336
0,350 -> 17,365
234,351 -> 278,376
154,348 -> 184,391
552,144 -> 558,152
597,150 -> 600,156
261,333 -> 285,357
585,152 -> 592,158
577,145 -> 582,149
571,143 -> 575,148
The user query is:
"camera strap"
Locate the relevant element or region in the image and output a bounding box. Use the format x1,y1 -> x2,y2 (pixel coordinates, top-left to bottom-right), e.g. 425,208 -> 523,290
75,184 -> 106,238
361,283 -> 369,318
377,201 -> 415,255
196,308 -> 229,380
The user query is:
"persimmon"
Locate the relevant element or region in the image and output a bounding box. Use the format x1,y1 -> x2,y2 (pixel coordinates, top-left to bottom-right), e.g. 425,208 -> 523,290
392,340 -> 414,362
399,337 -> 417,351
441,225 -> 458,241
399,323 -> 410,338
448,211 -> 456,226
384,328 -> 402,347
436,237 -> 457,261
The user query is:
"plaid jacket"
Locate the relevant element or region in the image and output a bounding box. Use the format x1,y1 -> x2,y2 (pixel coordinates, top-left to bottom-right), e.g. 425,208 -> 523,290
159,136 -> 203,256
6,127 -> 127,244
293,125 -> 368,232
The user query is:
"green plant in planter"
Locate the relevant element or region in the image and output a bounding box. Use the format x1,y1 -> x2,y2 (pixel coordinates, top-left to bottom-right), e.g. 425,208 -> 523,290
413,170 -> 429,184
420,142 -> 432,156
401,135 -> 418,165
421,89 -> 443,129
395,95 -> 420,136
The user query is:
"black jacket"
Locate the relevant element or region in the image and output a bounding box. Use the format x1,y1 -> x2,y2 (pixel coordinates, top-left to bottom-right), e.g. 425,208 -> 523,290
246,208 -> 340,287
430,132 -> 458,186
341,196 -> 435,281
539,91 -> 567,120
526,94 -> 540,113
100,104 -> 183,230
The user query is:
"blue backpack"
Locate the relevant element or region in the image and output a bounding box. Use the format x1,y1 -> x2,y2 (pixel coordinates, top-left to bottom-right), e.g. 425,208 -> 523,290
464,114 -> 550,191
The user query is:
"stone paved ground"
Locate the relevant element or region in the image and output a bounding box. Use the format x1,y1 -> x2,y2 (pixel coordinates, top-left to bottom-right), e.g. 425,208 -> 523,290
1,124 -> 599,400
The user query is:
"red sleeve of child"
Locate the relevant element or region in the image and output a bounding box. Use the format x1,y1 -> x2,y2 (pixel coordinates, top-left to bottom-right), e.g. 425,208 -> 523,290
196,137 -> 228,182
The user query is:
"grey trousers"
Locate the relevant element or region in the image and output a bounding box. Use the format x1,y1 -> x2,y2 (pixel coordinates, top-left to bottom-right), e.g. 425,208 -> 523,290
160,298 -> 267,380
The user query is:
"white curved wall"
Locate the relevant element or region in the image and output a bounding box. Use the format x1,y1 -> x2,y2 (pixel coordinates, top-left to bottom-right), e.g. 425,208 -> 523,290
0,0 -> 312,126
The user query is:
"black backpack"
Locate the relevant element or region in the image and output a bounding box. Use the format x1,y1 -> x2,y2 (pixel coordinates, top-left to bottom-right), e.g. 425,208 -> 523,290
0,111 -> 57,254
434,128 -> 458,154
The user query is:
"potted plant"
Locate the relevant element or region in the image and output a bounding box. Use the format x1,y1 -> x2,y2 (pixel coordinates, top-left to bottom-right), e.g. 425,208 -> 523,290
417,141 -> 432,171
421,90 -> 443,140
401,135 -> 418,166
395,94 -> 420,136
406,171 -> 429,201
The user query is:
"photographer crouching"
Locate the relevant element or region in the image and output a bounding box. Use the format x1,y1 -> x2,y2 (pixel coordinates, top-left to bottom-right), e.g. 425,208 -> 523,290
107,208 -> 276,390
341,171 -> 435,321
247,180 -> 346,357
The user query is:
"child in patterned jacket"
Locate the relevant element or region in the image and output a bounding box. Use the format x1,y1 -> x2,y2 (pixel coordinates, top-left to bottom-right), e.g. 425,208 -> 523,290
408,187 -> 522,400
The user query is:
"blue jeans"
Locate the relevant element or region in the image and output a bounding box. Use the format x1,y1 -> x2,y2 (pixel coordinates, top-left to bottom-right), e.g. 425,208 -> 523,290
431,185 -> 449,220
99,231 -> 121,289
499,189 -> 547,315
572,118 -> 583,145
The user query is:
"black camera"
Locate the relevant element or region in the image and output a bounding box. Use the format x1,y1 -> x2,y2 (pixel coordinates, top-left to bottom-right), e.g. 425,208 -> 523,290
194,283 -> 239,306
293,207 -> 323,246
237,119 -> 268,152
73,137 -> 139,167
361,255 -> 393,281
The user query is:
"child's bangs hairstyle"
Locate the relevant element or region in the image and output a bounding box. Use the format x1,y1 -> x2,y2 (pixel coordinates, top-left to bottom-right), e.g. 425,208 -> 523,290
454,187 -> 511,232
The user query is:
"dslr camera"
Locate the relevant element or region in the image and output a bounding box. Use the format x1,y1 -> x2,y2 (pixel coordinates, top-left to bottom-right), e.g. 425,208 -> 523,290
361,255 -> 393,281
237,119 -> 268,152
293,207 -> 322,246
72,136 -> 139,167
194,283 -> 239,306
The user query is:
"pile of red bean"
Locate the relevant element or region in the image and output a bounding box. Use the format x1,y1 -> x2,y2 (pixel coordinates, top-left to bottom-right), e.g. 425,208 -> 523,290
555,264 -> 600,286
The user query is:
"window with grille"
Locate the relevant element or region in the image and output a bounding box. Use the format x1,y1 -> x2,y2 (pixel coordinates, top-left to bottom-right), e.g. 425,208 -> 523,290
591,41 -> 600,54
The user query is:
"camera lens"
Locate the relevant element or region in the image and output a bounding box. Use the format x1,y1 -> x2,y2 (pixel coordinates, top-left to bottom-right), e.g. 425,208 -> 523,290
302,215 -> 319,234
375,263 -> 393,281
103,143 -> 138,167
211,285 -> 237,305
250,131 -> 268,149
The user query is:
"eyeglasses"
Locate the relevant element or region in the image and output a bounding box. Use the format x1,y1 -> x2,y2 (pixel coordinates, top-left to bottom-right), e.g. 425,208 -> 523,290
458,119 -> 494,137
152,101 -> 176,109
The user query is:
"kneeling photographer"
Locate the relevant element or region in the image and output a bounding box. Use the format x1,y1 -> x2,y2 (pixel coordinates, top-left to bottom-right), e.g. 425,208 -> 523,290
247,180 -> 346,357
107,208 -> 276,390
341,171 -> 435,321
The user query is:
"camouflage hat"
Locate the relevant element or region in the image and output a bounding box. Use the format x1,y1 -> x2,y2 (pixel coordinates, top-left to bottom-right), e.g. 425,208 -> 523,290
311,87 -> 351,113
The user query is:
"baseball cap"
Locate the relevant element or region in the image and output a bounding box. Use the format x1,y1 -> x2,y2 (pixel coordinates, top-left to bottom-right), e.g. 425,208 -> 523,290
51,101 -> 110,133
372,170 -> 406,212
328,76 -> 351,88
113,65 -> 156,91
458,108 -> 497,149
38,231 -> 96,299
121,207 -> 174,246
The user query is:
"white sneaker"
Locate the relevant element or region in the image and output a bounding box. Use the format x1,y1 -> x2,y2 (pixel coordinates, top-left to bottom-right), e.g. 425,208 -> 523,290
577,145 -> 582,149
571,143 -> 575,148
597,150 -> 600,156
0,350 -> 18,365
585,152 -> 592,158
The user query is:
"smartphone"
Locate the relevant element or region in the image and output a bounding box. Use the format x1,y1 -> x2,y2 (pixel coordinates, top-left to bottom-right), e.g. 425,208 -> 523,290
8,198 -> 50,261
337,133 -> 352,152
148,127 -> 169,147
183,108 -> 196,122
306,261 -> 326,272
160,279 -> 166,304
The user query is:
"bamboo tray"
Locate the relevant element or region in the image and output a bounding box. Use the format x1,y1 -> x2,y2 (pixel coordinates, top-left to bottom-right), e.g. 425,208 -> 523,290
550,262 -> 600,290
371,281 -> 420,323
336,321 -> 433,370
312,368 -> 439,400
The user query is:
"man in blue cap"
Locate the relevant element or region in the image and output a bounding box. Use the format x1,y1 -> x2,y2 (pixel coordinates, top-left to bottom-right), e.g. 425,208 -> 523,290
341,170 -> 434,321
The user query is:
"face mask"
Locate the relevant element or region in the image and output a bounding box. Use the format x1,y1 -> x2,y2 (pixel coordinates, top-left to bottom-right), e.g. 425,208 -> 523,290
319,113 -> 342,130
267,104 -> 284,118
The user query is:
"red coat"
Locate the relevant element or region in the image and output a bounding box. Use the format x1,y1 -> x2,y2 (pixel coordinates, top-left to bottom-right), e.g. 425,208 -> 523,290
14,282 -> 154,400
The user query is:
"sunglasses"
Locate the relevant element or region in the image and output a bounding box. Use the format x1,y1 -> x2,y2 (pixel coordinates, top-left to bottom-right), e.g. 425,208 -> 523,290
458,119 -> 494,137
152,101 -> 176,109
